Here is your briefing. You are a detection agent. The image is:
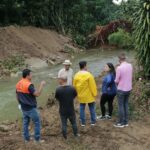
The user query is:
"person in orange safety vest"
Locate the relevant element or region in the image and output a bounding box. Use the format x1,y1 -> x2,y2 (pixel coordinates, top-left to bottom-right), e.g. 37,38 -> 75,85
16,69 -> 46,143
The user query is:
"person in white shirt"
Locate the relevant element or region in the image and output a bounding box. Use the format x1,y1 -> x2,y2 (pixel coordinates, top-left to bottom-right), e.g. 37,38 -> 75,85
58,60 -> 73,85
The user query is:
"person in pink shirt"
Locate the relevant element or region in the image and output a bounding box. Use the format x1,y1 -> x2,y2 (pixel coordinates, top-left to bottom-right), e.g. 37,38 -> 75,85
114,53 -> 133,128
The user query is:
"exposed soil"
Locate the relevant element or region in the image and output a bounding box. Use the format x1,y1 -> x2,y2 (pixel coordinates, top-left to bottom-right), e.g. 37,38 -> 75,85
0,25 -> 80,77
0,98 -> 149,150
0,74 -> 149,150
0,26 -> 78,64
0,77 -> 150,150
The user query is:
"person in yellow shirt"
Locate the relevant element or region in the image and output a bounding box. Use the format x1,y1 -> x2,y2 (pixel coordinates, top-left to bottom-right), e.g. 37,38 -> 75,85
73,61 -> 97,126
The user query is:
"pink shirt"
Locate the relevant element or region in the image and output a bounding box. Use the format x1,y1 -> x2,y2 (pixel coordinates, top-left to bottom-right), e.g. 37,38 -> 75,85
115,62 -> 133,91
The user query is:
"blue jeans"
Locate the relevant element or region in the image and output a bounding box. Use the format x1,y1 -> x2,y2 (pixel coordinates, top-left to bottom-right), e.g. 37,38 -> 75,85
22,108 -> 41,141
80,102 -> 96,125
117,90 -> 130,125
60,113 -> 78,139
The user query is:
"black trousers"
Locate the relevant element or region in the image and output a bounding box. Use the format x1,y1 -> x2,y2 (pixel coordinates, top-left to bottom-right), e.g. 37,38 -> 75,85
60,113 -> 78,139
100,93 -> 116,116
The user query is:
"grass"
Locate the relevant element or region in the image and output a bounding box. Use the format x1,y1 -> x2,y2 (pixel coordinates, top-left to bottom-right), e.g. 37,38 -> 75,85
66,138 -> 88,150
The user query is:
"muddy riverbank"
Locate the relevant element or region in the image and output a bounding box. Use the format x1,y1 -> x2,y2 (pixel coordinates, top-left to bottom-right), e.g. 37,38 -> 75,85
0,93 -> 149,150
0,49 -> 150,150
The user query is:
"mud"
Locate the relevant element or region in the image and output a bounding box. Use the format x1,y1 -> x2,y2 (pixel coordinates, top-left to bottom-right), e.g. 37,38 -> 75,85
0,100 -> 149,150
0,26 -> 79,64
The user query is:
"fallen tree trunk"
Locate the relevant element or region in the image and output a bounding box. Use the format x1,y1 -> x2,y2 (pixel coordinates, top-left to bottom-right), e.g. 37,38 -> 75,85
86,20 -> 132,48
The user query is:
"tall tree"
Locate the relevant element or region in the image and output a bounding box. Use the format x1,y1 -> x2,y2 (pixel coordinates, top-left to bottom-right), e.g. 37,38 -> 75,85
23,0 -> 49,27
133,0 -> 150,76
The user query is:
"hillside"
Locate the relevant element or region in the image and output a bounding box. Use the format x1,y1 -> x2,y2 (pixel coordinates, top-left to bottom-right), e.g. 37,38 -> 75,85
0,26 -> 77,63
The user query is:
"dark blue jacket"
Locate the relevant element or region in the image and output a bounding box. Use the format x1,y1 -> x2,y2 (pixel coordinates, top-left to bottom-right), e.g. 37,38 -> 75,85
102,73 -> 117,95
16,84 -> 37,111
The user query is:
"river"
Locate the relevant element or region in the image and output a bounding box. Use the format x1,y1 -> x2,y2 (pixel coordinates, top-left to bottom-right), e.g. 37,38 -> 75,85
0,49 -> 135,122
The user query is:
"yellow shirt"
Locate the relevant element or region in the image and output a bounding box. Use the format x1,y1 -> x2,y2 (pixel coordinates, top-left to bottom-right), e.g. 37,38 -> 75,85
73,70 -> 97,103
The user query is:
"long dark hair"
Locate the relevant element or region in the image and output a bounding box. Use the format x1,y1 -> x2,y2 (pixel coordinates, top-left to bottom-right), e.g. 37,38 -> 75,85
107,63 -> 116,77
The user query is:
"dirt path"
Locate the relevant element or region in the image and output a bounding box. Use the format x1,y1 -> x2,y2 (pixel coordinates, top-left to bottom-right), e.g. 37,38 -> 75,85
0,104 -> 149,150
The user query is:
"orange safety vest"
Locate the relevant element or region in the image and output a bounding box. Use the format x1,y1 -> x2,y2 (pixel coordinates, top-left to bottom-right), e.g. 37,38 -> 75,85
16,78 -> 32,94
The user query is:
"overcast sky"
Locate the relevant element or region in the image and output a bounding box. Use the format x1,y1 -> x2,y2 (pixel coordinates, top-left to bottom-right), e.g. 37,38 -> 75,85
112,0 -> 128,5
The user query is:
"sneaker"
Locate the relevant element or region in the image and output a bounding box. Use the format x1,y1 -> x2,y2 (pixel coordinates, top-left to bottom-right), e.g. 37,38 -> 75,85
75,133 -> 81,137
97,115 -> 106,120
81,124 -> 85,127
91,123 -> 96,126
105,115 -> 111,120
113,123 -> 124,128
34,139 -> 45,144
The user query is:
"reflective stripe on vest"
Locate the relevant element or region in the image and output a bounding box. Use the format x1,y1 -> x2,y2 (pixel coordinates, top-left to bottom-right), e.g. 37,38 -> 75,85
16,78 -> 32,94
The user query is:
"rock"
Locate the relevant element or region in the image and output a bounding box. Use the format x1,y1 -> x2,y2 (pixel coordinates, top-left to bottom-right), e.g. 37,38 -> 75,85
10,72 -> 19,78
57,56 -> 61,59
46,59 -> 55,65
0,125 -> 10,132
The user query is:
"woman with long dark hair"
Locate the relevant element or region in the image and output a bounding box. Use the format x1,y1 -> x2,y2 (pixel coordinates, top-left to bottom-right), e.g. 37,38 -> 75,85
97,63 -> 117,120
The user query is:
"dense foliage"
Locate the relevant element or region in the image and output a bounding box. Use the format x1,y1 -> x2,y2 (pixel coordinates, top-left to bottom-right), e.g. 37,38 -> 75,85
0,0 -> 121,43
132,0 -> 150,76
87,20 -> 132,48
108,28 -> 132,48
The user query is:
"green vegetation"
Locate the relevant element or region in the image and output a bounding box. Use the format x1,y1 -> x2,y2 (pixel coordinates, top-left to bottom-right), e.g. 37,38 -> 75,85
0,0 -> 122,46
0,55 -> 24,77
132,0 -> 150,76
0,0 -> 149,77
1,55 -> 24,71
108,28 -> 133,49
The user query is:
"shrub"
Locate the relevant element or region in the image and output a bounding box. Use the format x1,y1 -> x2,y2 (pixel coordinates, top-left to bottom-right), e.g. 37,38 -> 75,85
108,28 -> 133,48
132,0 -> 150,76
2,55 -> 25,71
131,80 -> 150,115
72,33 -> 86,47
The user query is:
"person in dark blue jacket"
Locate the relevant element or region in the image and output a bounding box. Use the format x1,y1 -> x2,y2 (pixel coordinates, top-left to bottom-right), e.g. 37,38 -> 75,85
97,63 -> 117,120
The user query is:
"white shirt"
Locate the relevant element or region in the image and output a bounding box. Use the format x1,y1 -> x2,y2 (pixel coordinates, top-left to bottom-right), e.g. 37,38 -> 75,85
58,68 -> 73,85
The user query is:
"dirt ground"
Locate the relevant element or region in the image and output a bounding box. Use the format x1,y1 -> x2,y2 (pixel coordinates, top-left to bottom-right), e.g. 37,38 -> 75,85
0,26 -> 78,63
0,26 -> 149,150
0,100 -> 149,150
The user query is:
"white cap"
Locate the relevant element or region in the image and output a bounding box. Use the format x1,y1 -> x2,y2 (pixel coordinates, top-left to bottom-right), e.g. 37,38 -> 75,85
62,60 -> 72,65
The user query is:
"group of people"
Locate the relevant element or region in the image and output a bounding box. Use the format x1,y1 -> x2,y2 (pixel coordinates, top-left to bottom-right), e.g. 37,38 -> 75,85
16,52 -> 133,142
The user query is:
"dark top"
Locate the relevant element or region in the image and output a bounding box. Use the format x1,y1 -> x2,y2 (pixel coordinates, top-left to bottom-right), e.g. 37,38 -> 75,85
16,84 -> 37,111
102,73 -> 117,95
55,85 -> 77,116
